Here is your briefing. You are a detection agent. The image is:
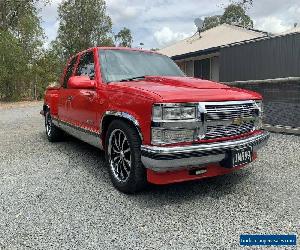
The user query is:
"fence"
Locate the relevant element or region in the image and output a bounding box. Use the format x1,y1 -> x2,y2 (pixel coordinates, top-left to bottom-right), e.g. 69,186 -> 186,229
228,80 -> 300,128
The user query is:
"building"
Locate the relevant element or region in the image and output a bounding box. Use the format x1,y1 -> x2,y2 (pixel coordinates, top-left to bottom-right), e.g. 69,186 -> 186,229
159,24 -> 300,82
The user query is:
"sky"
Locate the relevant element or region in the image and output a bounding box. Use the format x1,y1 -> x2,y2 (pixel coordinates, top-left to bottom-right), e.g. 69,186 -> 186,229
40,0 -> 300,49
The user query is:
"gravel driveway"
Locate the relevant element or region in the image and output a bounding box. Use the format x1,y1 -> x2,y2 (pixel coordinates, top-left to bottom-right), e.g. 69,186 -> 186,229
0,103 -> 299,249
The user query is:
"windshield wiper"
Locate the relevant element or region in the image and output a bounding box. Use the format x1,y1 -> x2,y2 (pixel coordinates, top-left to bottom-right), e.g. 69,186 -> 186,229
119,76 -> 146,82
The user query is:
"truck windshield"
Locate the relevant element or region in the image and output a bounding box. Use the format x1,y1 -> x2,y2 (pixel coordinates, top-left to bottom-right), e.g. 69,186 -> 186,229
99,49 -> 185,83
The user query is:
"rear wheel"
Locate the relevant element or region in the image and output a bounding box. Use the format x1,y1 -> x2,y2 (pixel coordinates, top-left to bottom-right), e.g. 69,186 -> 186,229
45,110 -> 64,142
105,120 -> 147,193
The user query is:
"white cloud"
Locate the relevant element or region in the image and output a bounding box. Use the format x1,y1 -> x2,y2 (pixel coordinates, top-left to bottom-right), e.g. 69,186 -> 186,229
39,0 -> 300,49
106,0 -> 141,23
255,16 -> 291,34
154,27 -> 191,47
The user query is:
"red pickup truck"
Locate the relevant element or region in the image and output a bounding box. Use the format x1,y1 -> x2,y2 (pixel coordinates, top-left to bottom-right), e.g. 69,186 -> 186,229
41,47 -> 269,193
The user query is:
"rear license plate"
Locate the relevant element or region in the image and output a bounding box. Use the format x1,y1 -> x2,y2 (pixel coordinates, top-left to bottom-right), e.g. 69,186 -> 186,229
231,147 -> 253,167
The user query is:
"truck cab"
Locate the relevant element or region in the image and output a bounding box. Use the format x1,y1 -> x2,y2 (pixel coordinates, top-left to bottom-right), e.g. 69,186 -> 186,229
41,47 -> 269,193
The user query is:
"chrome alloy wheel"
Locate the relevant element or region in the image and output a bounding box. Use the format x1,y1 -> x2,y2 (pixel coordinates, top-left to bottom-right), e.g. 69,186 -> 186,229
108,129 -> 132,182
45,112 -> 52,136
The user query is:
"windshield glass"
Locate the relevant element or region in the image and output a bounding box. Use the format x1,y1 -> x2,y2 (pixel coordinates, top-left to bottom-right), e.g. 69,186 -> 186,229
99,49 -> 185,82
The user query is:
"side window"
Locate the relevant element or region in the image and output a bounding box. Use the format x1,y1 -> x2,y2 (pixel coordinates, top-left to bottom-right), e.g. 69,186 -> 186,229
76,51 -> 95,79
63,56 -> 77,88
99,50 -> 108,82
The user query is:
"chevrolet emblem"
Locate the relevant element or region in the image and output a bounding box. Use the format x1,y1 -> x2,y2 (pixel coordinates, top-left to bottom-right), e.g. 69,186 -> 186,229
232,117 -> 255,125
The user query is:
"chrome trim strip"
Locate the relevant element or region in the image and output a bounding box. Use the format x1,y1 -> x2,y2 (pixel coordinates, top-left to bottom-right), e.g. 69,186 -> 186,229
142,131 -> 269,154
53,118 -> 103,149
100,111 -> 143,141
152,120 -> 201,129
198,103 -> 207,138
153,103 -> 200,106
141,131 -> 270,172
201,100 -> 256,106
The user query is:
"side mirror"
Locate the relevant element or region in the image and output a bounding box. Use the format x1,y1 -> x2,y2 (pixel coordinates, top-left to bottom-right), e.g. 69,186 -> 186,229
68,76 -> 95,89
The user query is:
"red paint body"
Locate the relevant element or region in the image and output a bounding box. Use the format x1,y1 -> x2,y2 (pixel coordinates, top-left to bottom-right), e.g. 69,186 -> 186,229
43,47 -> 263,185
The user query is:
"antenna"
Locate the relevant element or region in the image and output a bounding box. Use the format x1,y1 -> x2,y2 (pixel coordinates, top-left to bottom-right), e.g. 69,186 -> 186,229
194,18 -> 204,37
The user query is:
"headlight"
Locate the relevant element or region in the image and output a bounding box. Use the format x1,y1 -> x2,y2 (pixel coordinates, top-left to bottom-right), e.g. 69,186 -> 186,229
152,103 -> 198,144
163,106 -> 196,120
152,104 -> 197,121
152,128 -> 195,144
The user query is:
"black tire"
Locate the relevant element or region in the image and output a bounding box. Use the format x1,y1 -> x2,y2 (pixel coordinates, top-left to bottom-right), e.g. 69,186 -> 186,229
45,109 -> 64,142
105,120 -> 147,194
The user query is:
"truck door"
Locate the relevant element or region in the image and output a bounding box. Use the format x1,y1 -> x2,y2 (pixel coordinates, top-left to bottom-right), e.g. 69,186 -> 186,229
58,56 -> 78,123
69,50 -> 98,131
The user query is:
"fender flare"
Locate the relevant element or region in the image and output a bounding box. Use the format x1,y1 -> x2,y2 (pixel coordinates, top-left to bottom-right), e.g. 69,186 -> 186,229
100,111 -> 143,141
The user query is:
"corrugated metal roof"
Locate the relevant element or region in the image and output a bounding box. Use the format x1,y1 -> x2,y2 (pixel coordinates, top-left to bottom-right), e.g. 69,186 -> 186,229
159,24 -> 267,58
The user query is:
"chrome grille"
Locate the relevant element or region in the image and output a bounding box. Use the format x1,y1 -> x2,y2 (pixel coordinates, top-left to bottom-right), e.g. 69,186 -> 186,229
205,103 -> 257,121
205,122 -> 255,139
204,102 -> 258,139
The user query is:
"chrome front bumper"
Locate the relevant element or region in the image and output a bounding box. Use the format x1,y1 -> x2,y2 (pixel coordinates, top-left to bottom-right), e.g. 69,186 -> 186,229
141,131 -> 270,172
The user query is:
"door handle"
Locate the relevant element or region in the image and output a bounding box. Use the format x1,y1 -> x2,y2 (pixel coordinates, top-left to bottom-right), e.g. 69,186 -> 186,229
67,96 -> 73,101
83,92 -> 94,98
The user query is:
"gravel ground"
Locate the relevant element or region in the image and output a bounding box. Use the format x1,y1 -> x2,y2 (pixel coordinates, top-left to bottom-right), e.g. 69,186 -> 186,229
0,104 -> 299,250
0,101 -> 42,110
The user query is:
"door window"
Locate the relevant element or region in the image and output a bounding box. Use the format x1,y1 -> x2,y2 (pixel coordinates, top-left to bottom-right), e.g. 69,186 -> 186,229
76,51 -> 95,79
63,56 -> 77,88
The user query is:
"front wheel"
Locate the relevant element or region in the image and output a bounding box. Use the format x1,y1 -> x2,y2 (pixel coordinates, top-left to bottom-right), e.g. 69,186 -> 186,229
105,120 -> 147,194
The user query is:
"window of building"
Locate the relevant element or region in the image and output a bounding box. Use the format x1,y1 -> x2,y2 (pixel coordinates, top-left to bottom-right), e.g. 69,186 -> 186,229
186,61 -> 194,77
194,58 -> 211,80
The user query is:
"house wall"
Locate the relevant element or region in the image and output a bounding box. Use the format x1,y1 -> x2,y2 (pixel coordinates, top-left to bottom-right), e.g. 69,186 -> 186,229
219,33 -> 300,82
175,53 -> 220,80
211,56 -> 220,81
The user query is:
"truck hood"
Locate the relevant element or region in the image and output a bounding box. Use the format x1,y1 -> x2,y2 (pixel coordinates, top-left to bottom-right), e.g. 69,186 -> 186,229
110,76 -> 261,102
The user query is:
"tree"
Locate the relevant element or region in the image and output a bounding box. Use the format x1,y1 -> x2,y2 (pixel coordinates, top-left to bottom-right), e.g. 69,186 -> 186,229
0,0 -> 135,101
221,4 -> 253,28
30,38 -> 69,99
0,0 -> 44,101
0,31 -> 27,100
114,27 -> 133,47
201,0 -> 254,31
202,15 -> 221,31
56,0 -> 114,59
234,0 -> 253,10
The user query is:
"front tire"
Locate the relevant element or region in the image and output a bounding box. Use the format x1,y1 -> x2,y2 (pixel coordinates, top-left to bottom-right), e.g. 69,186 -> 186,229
45,110 -> 64,142
105,120 -> 147,194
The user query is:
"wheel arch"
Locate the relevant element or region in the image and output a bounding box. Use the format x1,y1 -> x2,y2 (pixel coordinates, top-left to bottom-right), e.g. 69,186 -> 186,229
100,111 -> 143,147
